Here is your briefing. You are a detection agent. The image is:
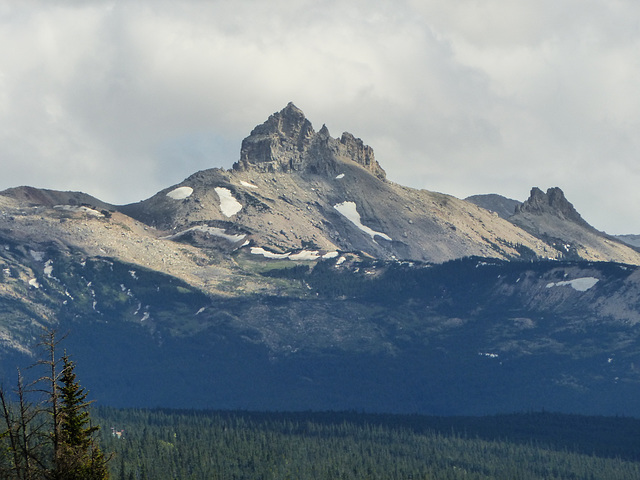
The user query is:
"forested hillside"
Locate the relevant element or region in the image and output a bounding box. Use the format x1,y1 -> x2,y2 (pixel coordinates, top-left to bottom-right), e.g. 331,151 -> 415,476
96,408 -> 640,480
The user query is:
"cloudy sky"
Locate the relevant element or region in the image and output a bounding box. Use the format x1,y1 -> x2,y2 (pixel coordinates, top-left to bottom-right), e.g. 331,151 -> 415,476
1,0 -> 639,234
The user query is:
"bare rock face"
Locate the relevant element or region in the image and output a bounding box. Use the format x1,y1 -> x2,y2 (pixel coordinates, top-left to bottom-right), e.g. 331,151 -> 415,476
337,132 -> 385,180
236,103 -> 314,173
515,187 -> 590,228
234,102 -> 386,180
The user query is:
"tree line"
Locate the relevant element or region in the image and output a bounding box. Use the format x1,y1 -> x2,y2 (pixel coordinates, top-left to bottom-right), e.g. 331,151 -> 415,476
96,408 -> 640,480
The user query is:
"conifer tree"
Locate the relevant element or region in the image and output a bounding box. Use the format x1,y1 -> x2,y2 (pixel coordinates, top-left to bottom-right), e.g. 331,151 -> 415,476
0,329 -> 109,480
52,353 -> 109,480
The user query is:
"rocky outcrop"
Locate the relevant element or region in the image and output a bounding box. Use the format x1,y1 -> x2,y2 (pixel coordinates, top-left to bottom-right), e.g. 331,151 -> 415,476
235,103 -> 314,173
336,132 -> 385,180
515,187 -> 590,228
233,102 -> 386,180
509,187 -> 640,263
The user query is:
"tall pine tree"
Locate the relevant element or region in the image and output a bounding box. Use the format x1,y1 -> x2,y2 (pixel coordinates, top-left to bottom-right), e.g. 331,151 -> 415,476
54,353 -> 109,480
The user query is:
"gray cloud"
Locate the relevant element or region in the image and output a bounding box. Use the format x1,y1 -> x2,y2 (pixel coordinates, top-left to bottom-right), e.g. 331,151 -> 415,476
0,0 -> 639,233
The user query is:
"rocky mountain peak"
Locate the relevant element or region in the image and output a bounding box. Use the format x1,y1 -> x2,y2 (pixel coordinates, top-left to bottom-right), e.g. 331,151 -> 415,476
233,103 -> 385,180
251,101 -> 313,139
235,102 -> 315,173
515,187 -> 588,226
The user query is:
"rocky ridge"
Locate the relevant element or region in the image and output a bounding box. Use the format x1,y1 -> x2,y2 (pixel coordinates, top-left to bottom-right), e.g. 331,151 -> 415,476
118,103 -> 640,267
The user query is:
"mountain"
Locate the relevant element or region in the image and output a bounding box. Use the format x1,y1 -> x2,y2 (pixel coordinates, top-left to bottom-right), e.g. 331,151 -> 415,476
464,193 -> 521,220
2,103 -> 640,416
466,188 -> 640,264
120,103 -> 554,264
119,103 -> 640,266
615,234 -> 640,249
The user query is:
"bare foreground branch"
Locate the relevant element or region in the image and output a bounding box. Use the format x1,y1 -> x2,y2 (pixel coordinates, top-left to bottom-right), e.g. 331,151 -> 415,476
0,329 -> 109,480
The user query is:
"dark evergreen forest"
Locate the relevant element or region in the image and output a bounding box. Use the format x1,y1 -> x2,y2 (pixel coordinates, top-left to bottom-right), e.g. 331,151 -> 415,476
95,407 -> 640,480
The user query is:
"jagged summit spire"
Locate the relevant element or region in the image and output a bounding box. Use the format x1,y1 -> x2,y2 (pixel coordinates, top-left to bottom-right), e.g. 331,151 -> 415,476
515,187 -> 589,227
283,101 -> 304,116
233,104 -> 386,180
318,124 -> 330,137
248,102 -> 314,139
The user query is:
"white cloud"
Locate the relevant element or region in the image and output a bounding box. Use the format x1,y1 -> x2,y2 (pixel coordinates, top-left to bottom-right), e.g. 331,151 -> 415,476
0,0 -> 639,233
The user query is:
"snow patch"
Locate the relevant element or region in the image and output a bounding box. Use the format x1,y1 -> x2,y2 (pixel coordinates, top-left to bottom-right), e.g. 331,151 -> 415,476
289,250 -> 320,261
240,180 -> 258,189
54,205 -> 104,217
545,277 -> 599,292
164,226 -> 246,243
44,260 -> 53,277
166,186 -> 193,200
28,278 -> 40,288
334,201 -> 392,241
30,250 -> 45,261
335,173 -> 345,179
250,247 -> 290,259
249,247 -> 328,261
336,256 -> 346,265
323,251 -> 339,259
215,187 -> 242,217
479,352 -> 499,358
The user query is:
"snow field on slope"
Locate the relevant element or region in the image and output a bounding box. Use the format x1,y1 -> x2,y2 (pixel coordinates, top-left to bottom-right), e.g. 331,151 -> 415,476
164,226 -> 246,243
333,201 -> 392,241
545,277 -> 599,292
250,247 -> 339,261
166,186 -> 194,200
215,187 -> 242,217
